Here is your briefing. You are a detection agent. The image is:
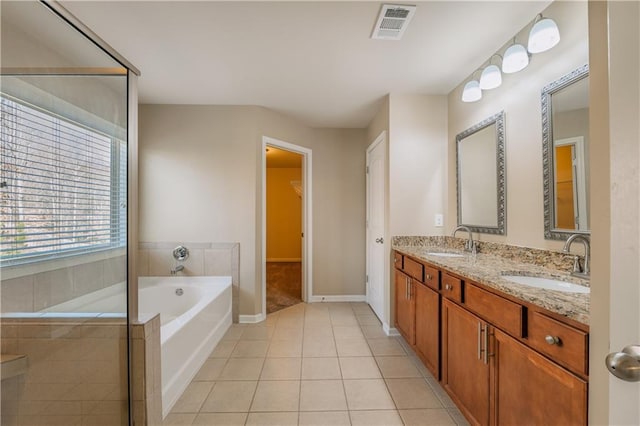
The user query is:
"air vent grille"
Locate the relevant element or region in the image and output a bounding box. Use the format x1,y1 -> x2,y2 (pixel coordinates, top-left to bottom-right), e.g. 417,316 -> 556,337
371,4 -> 416,40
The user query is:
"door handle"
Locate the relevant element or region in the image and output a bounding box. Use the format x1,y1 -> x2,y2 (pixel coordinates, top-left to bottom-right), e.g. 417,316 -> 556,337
375,237 -> 384,244
606,345 -> 640,382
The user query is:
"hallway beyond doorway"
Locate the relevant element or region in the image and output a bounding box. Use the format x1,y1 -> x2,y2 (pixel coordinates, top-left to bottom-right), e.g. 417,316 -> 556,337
267,262 -> 302,313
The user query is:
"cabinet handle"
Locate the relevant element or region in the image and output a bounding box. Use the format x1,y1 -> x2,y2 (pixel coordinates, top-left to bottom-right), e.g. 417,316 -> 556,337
478,322 -> 483,360
545,335 -> 561,346
484,325 -> 490,364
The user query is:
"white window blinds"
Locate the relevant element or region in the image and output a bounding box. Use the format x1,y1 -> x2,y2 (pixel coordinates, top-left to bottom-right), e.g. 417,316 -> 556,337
0,95 -> 126,265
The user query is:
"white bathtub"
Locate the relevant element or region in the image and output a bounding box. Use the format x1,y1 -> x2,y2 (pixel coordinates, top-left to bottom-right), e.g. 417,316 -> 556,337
41,276 -> 233,418
139,276 -> 232,417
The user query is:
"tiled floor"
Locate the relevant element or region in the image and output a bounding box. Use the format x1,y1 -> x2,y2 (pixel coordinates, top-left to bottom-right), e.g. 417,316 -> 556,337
163,302 -> 469,426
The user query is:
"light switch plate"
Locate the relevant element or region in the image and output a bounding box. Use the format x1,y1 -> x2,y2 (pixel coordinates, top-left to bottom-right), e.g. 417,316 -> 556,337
434,214 -> 444,227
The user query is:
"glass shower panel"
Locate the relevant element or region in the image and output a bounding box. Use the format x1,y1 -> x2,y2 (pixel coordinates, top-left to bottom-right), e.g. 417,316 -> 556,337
1,2 -> 130,425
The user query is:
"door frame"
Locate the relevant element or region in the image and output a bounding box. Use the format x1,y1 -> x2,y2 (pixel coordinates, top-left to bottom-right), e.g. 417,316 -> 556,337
554,136 -> 587,230
365,131 -> 388,325
261,136 -> 312,318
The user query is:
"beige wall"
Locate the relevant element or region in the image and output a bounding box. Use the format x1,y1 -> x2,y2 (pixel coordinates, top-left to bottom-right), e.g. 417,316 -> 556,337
447,1 -> 588,251
266,167 -> 302,261
390,94 -> 448,236
138,105 -> 367,315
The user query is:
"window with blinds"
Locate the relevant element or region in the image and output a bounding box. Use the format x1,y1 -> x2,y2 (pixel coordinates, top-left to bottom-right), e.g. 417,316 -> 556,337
0,95 -> 127,265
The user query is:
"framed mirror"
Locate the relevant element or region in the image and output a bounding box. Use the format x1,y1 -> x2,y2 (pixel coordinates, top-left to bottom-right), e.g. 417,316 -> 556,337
456,111 -> 506,235
542,64 -> 589,240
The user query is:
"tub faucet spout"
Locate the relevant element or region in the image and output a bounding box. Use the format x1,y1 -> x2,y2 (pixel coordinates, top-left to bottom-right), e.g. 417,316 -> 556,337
171,265 -> 184,275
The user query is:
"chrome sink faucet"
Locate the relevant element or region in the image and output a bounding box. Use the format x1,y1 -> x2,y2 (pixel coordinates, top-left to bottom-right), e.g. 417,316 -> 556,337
452,225 -> 477,254
563,234 -> 590,278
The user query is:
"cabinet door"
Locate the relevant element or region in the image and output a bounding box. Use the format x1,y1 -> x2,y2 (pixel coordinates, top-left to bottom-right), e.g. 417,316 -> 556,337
415,282 -> 439,378
442,299 -> 489,426
492,328 -> 587,426
395,269 -> 415,344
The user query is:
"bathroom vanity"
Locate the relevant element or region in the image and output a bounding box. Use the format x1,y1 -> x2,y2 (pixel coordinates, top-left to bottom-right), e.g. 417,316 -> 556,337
393,239 -> 589,426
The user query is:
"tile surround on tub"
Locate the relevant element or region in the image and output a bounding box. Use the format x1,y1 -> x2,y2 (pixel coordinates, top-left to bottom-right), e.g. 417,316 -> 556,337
138,242 -> 240,323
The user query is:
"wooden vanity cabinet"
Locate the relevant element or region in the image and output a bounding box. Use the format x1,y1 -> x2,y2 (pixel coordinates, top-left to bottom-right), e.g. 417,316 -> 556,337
492,328 -> 587,426
394,268 -> 415,345
414,281 -> 440,378
442,298 -> 490,426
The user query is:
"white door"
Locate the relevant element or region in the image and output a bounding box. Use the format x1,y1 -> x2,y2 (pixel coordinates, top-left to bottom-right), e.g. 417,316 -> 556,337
366,133 -> 386,321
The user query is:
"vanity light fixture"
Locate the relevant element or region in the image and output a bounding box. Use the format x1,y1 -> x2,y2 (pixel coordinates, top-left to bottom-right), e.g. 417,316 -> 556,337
479,55 -> 503,90
528,14 -> 560,54
462,70 -> 482,103
502,38 -> 529,74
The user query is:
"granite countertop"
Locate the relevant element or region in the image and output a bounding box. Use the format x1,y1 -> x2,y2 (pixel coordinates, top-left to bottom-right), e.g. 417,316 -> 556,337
393,243 -> 590,326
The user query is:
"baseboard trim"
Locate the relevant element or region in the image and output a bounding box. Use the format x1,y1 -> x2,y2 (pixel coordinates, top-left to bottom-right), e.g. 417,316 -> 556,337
383,323 -> 400,336
239,313 -> 266,323
309,295 -> 367,303
266,258 -> 302,262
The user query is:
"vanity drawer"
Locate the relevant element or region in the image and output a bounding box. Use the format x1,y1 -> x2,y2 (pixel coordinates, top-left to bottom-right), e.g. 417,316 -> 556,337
527,311 -> 588,375
393,252 -> 404,270
465,283 -> 523,338
404,257 -> 424,282
442,273 -> 462,303
423,265 -> 440,290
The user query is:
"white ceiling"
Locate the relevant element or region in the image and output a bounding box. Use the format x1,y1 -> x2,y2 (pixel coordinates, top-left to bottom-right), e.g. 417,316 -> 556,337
61,1 -> 553,128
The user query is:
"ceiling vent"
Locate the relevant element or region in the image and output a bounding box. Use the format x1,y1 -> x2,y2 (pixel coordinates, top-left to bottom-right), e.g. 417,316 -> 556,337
371,4 -> 416,40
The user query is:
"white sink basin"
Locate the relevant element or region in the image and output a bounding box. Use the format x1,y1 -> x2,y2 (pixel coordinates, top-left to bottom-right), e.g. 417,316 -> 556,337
502,275 -> 589,294
426,252 -> 465,258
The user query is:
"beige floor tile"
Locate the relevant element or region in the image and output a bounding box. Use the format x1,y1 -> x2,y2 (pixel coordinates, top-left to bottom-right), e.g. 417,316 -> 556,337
200,381 -> 257,412
193,359 -> 227,381
361,325 -> 387,339
356,315 -> 382,326
343,379 -> 395,410
303,337 -> 337,357
260,358 -> 302,380
241,326 -> 274,340
192,412 -> 248,425
335,338 -> 372,357
231,340 -> 270,358
300,380 -> 348,411
303,326 -> 334,339
162,413 -> 196,425
171,381 -> 215,413
267,339 -> 302,357
330,314 -> 359,326
298,411 -> 351,426
339,357 -> 382,379
367,338 -> 407,356
272,326 -> 304,341
245,412 -> 298,426
332,325 -> 364,339
351,303 -> 373,313
218,358 -> 264,380
250,380 -> 300,412
350,410 -> 404,426
276,317 -> 305,330
376,356 -> 422,378
399,408 -> 457,426
222,326 -> 245,341
426,378 -> 458,408
386,378 -> 442,409
301,357 -> 342,380
209,340 -> 237,358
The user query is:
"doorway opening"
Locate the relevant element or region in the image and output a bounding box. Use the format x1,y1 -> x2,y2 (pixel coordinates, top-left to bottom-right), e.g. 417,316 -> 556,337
262,137 -> 313,317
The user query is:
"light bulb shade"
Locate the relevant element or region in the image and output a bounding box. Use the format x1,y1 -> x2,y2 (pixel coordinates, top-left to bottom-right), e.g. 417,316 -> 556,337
479,64 -> 502,90
461,80 -> 482,102
528,18 -> 560,53
502,44 -> 529,74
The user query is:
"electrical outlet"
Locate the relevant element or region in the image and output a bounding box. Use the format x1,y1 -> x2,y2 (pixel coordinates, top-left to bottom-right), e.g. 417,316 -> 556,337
435,213 -> 444,227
